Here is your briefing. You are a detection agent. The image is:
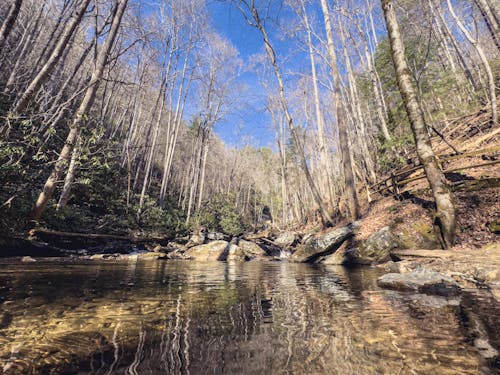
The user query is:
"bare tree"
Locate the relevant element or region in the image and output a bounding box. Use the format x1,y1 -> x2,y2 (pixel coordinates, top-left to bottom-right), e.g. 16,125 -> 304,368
446,0 -> 497,125
31,0 -> 128,221
235,0 -> 334,226
320,0 -> 359,220
381,0 -> 456,248
0,0 -> 23,52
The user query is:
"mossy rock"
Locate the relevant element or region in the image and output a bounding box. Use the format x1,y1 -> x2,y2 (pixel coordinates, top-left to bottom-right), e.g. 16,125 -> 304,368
397,221 -> 441,250
488,221 -> 500,234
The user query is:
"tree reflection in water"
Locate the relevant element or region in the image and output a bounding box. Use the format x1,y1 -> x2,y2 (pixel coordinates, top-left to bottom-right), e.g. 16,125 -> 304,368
0,260 -> 497,374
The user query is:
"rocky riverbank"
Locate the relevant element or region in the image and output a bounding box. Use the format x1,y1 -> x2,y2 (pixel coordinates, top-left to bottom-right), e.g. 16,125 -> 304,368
6,219 -> 499,303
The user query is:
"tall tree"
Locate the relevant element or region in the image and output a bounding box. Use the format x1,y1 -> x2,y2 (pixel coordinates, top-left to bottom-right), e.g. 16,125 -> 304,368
381,0 -> 456,248
235,0 -> 334,226
0,0 -> 23,52
31,0 -> 128,221
320,0 -> 360,220
446,0 -> 497,125
11,0 -> 92,115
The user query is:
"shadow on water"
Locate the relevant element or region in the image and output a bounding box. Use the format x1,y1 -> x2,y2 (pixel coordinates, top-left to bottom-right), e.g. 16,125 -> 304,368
0,259 -> 498,374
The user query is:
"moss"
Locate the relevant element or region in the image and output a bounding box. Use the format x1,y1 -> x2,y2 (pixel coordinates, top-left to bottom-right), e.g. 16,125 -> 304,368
397,221 -> 440,250
488,221 -> 500,234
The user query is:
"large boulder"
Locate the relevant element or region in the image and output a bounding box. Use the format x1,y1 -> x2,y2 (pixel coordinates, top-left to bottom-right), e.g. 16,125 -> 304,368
238,240 -> 268,260
321,242 -> 350,265
185,227 -> 206,248
273,232 -> 298,248
184,240 -> 229,261
377,268 -> 461,296
347,226 -> 398,265
226,239 -> 271,261
290,223 -> 358,263
226,242 -> 245,261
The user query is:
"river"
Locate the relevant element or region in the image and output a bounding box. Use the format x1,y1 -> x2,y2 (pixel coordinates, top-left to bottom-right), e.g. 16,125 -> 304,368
0,259 -> 498,374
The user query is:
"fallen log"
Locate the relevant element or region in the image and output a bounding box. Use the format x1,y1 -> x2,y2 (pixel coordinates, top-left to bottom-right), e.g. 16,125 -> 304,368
28,228 -> 169,251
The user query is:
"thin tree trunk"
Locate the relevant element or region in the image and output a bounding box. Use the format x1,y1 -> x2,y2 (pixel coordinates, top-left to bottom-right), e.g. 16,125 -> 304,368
196,130 -> 210,212
0,0 -> 23,52
4,2 -> 45,92
474,0 -> 500,50
12,0 -> 92,115
382,0 -> 456,248
56,136 -> 81,210
446,0 -> 497,125
245,2 -> 334,225
320,0 -> 359,220
31,0 -> 128,221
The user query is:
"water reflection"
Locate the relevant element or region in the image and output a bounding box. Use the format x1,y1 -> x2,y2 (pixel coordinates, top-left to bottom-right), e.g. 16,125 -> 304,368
0,260 -> 497,374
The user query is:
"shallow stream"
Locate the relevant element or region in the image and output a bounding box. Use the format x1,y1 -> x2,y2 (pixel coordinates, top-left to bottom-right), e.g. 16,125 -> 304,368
0,259 -> 498,374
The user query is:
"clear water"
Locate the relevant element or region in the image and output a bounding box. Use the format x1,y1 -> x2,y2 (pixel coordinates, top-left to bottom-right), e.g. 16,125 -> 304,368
0,259 -> 498,374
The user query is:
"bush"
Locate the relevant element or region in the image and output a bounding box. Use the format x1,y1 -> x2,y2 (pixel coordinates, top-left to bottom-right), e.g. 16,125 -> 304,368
196,194 -> 249,236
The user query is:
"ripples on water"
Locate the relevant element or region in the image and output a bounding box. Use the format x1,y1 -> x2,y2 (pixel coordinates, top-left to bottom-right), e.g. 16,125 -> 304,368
0,259 -> 498,374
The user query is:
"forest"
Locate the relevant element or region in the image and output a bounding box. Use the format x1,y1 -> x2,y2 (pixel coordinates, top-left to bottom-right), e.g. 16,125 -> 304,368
0,0 -> 498,244
0,0 -> 499,373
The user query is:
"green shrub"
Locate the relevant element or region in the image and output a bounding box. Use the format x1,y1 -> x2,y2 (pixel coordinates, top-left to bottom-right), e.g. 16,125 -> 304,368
196,194 -> 249,236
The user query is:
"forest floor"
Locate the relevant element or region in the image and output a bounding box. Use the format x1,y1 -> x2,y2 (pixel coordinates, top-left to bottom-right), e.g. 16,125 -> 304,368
358,101 -> 499,248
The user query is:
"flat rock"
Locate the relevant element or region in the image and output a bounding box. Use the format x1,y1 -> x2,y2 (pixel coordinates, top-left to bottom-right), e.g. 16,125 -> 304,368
378,268 -> 461,296
184,240 -> 229,261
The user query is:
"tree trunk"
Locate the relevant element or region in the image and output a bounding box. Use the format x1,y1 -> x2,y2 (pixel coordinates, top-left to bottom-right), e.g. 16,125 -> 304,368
299,1 -> 335,208
56,136 -> 81,210
248,3 -> 334,226
0,0 -> 23,52
381,0 -> 456,248
474,0 -> 500,50
12,0 -> 92,115
31,0 -> 128,221
446,0 -> 497,125
320,0 -> 360,221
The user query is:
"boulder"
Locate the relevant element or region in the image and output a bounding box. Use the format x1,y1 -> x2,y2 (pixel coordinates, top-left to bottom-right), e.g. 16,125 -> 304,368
290,223 -> 358,263
185,227 -> 206,248
377,268 -> 461,296
226,243 -> 246,261
377,260 -> 416,274
21,256 -> 37,262
347,226 -> 398,265
207,232 -> 227,241
273,232 -> 298,248
184,240 -> 229,261
321,242 -> 349,265
238,240 -> 268,260
396,221 -> 441,250
136,252 -> 168,260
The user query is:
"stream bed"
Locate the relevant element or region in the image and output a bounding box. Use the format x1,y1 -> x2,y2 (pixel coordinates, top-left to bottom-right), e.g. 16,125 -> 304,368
0,259 -> 498,374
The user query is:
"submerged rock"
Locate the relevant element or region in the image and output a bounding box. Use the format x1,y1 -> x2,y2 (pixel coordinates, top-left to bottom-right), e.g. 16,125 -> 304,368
348,226 -> 398,265
184,240 -> 229,261
290,223 -> 359,263
378,268 -> 461,296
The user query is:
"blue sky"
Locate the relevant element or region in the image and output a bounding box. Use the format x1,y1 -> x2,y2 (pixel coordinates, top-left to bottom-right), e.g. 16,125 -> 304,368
207,1 -> 276,149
